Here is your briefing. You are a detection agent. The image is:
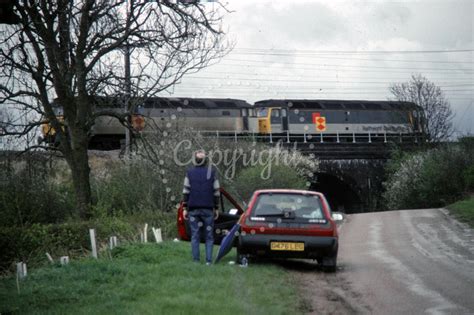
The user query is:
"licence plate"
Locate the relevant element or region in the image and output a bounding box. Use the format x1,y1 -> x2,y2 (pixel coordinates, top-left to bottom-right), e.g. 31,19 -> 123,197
270,242 -> 304,251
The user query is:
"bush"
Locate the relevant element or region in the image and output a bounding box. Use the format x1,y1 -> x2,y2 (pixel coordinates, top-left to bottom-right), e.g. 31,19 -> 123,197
0,154 -> 75,227
383,144 -> 474,209
232,164 -> 308,203
463,165 -> 474,191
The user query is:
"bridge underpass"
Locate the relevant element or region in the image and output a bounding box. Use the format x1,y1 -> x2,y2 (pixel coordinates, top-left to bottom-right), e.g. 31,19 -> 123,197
310,173 -> 363,214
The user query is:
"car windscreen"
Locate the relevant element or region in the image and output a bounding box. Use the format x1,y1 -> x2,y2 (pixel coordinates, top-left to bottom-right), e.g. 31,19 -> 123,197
251,193 -> 325,219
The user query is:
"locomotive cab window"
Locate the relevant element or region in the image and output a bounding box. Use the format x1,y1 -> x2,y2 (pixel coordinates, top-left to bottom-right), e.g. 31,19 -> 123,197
257,108 -> 268,117
270,109 -> 281,124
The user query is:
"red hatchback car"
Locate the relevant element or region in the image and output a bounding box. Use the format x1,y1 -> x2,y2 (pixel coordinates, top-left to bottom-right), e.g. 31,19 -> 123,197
238,189 -> 340,271
177,188 -> 341,271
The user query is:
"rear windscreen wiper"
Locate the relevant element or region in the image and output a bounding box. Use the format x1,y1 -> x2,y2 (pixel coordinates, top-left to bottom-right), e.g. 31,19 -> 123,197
256,211 -> 296,218
256,213 -> 284,217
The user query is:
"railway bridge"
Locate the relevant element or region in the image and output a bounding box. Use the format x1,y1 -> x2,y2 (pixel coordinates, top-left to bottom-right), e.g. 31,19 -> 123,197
204,131 -> 424,213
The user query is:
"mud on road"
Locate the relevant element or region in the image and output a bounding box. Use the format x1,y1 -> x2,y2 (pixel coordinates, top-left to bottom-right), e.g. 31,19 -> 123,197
286,260 -> 372,315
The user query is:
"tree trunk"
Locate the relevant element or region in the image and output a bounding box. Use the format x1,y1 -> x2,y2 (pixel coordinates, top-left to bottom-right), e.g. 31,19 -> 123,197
63,126 -> 92,219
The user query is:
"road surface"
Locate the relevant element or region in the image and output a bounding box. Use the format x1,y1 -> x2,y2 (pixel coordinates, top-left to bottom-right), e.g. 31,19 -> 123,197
292,209 -> 474,314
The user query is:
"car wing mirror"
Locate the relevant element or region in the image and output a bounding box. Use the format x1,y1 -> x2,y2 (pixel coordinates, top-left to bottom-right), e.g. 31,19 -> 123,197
331,212 -> 344,221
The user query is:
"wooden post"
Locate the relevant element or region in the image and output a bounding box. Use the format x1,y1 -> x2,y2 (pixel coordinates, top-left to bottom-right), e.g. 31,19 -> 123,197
60,256 -> 69,265
89,229 -> 98,259
152,227 -> 163,243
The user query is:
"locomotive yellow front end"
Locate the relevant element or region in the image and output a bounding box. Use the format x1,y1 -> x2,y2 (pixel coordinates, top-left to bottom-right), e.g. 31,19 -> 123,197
41,116 -> 64,145
257,107 -> 272,133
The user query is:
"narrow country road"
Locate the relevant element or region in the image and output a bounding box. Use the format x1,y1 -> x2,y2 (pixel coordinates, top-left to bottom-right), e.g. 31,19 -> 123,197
292,209 -> 474,314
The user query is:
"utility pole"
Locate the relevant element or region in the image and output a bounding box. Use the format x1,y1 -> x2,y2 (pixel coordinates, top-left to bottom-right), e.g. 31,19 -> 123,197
123,0 -> 132,156
124,42 -> 131,156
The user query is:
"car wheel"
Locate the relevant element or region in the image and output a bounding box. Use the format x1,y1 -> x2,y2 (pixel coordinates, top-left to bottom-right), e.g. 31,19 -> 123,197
321,256 -> 337,273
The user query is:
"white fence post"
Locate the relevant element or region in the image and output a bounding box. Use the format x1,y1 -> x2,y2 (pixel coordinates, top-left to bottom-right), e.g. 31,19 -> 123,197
46,253 -> 54,264
143,223 -> 148,243
89,228 -> 98,259
152,227 -> 163,243
109,236 -> 118,250
60,256 -> 70,265
16,262 -> 27,279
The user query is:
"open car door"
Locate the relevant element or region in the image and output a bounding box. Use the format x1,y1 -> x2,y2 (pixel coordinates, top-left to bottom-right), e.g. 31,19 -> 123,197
177,187 -> 245,244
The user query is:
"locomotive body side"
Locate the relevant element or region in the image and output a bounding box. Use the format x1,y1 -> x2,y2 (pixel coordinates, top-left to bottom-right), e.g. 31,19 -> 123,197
254,99 -> 424,136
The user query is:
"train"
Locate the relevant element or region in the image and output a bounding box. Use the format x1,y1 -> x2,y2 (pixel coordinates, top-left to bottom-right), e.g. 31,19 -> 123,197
40,97 -> 424,149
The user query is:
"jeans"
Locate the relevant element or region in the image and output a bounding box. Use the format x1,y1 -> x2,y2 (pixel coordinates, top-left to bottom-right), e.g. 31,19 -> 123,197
189,208 -> 214,263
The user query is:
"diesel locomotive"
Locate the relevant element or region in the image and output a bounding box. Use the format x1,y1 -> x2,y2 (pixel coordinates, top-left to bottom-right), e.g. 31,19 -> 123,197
40,97 -> 424,149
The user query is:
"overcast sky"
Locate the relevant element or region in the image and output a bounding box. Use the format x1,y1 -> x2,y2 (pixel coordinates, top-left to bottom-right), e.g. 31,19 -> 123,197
168,0 -> 473,136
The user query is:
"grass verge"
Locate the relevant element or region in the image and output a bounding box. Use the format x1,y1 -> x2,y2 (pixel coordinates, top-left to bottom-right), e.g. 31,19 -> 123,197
447,195 -> 474,227
0,241 -> 302,315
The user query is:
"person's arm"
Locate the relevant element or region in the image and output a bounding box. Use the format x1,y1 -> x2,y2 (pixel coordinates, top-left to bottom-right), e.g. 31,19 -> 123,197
182,174 -> 191,219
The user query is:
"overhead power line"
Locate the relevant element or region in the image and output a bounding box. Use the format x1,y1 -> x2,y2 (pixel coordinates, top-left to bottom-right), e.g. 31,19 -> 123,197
232,48 -> 474,55
223,55 -> 474,65
210,62 -> 473,74
220,58 -> 473,72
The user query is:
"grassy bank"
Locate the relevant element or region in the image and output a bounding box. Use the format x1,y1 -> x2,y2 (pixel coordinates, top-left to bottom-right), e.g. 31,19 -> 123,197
0,242 -> 302,315
447,195 -> 474,227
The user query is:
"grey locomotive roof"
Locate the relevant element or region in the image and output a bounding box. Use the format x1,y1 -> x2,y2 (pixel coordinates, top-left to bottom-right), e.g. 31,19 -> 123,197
141,97 -> 252,109
91,96 -> 252,109
254,99 -> 420,111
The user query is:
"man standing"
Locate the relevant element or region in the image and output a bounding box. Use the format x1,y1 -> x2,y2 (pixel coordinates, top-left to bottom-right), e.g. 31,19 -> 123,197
182,150 -> 220,265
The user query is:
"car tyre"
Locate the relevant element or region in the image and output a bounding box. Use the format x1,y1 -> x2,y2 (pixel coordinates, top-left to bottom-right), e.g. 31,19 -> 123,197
321,256 -> 337,273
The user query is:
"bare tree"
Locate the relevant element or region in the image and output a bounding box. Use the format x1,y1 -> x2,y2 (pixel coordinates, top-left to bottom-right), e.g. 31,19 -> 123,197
389,74 -> 454,142
0,0 -> 230,218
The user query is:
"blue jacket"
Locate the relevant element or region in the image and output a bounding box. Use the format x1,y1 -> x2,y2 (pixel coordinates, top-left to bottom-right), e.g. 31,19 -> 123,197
183,166 -> 220,210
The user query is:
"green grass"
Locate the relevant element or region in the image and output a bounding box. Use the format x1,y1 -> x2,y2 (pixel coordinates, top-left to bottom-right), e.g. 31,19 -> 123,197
0,242 -> 302,315
447,195 -> 474,227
